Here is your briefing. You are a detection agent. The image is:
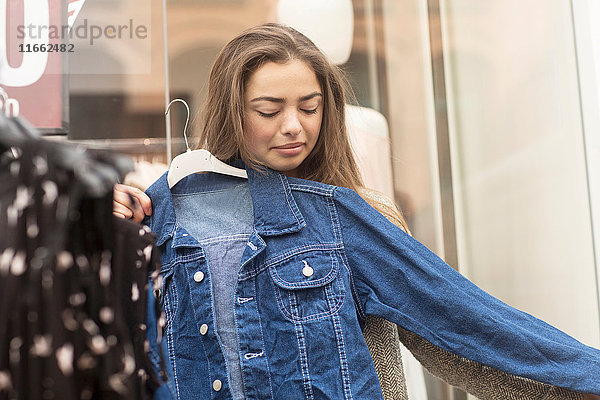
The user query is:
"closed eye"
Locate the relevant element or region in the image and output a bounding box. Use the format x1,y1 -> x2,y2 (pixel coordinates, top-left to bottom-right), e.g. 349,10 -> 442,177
258,111 -> 279,118
257,108 -> 318,117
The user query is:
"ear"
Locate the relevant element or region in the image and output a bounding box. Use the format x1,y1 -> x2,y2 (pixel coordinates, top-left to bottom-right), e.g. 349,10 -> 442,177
276,0 -> 354,65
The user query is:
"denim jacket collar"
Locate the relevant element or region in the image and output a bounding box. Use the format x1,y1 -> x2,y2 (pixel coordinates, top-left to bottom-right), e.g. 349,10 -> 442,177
144,164 -> 306,247
246,167 -> 306,237
144,173 -> 176,247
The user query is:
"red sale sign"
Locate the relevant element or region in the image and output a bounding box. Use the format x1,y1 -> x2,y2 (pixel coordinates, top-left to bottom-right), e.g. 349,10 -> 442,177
1,0 -> 68,133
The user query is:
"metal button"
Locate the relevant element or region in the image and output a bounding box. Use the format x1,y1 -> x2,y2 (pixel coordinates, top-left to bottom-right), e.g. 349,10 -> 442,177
193,271 -> 204,282
302,266 -> 314,277
200,324 -> 208,335
212,379 -> 222,391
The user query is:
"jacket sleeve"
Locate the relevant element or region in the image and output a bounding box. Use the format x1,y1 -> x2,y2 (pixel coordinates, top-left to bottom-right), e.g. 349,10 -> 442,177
397,326 -> 582,400
333,186 -> 600,397
357,190 -> 583,400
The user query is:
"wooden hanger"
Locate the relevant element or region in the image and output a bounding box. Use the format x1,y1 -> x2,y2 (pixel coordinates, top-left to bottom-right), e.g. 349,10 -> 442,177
165,99 -> 247,188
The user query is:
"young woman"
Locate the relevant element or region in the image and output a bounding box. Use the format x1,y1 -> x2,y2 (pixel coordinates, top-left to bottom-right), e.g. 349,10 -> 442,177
114,23 -> 600,400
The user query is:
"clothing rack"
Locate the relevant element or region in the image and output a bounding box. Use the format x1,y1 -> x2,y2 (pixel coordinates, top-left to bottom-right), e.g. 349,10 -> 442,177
0,115 -> 170,400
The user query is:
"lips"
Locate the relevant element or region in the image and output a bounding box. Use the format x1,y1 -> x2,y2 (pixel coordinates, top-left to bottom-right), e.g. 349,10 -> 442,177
272,142 -> 305,156
273,142 -> 304,149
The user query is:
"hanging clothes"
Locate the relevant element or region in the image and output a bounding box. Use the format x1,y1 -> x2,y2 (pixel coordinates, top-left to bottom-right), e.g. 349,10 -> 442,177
0,116 -> 170,400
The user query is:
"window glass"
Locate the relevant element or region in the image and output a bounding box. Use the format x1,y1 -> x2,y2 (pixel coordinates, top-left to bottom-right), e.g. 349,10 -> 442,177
439,0 -> 600,348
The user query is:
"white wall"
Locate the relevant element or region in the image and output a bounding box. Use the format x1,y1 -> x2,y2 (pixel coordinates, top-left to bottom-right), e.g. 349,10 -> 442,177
572,0 -> 600,336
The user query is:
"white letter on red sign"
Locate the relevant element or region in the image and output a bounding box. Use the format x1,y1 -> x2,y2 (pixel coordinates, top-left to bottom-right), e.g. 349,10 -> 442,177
0,0 -> 49,87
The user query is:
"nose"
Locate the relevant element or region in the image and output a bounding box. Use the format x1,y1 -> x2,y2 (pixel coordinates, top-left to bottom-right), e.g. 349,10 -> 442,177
281,109 -> 302,136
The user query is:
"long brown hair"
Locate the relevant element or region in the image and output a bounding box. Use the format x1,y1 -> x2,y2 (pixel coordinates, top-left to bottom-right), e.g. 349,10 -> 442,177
197,23 -> 408,232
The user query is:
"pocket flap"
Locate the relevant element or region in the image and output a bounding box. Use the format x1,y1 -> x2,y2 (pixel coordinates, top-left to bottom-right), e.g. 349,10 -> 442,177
269,251 -> 338,290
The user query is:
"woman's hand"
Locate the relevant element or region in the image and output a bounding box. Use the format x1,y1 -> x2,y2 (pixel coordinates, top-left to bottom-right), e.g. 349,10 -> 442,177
583,394 -> 600,400
113,183 -> 153,223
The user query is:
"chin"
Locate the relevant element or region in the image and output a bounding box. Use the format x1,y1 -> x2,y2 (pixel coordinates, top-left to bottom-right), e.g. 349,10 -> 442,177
275,165 -> 299,173
268,159 -> 303,173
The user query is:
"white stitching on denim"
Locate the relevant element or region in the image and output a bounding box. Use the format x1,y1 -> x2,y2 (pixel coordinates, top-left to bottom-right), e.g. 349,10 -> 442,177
291,295 -> 314,400
169,271 -> 181,398
237,296 -> 253,304
251,278 -> 276,399
238,244 -> 343,281
170,249 -> 205,265
199,233 -> 251,246
327,195 -> 342,244
271,278 -> 289,319
264,244 -> 342,266
332,188 -> 367,319
163,286 -> 181,399
326,285 -> 353,400
232,298 -> 248,398
271,273 -> 346,323
279,174 -> 303,225
240,244 -> 340,276
160,249 -> 205,270
340,257 -> 365,319
239,231 -> 266,270
270,254 -> 337,289
243,350 -> 264,360
289,183 -> 335,196
197,260 -> 222,399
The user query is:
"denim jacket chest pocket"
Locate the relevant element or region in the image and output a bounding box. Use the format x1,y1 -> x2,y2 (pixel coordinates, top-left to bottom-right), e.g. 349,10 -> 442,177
268,250 -> 345,323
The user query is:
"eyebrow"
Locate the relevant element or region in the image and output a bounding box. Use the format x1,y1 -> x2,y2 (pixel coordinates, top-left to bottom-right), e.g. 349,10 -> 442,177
249,92 -> 323,103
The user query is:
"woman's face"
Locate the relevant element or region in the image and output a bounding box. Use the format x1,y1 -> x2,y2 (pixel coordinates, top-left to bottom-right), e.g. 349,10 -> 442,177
243,60 -> 323,177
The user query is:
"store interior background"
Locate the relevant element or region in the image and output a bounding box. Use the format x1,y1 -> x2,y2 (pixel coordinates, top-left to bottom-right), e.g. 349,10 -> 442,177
64,0 -> 600,398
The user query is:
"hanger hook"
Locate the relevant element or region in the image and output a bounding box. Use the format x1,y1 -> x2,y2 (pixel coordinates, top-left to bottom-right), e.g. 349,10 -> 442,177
165,98 -> 191,151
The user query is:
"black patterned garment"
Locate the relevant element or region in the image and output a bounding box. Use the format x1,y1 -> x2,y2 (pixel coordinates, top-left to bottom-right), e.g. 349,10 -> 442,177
0,116 -> 168,400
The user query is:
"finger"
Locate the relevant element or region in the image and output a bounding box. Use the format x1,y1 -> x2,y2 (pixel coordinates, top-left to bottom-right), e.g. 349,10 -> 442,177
114,185 -> 144,218
114,184 -> 152,216
124,192 -> 150,222
113,200 -> 133,219
113,211 -> 128,219
140,194 -> 152,216
113,185 -> 137,207
133,189 -> 152,216
130,200 -> 146,223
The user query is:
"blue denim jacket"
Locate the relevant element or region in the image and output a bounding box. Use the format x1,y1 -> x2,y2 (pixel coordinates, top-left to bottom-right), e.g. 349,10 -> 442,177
145,166 -> 600,399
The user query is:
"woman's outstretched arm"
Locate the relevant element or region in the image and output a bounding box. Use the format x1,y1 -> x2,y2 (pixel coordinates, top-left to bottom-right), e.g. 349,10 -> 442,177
334,185 -> 600,396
